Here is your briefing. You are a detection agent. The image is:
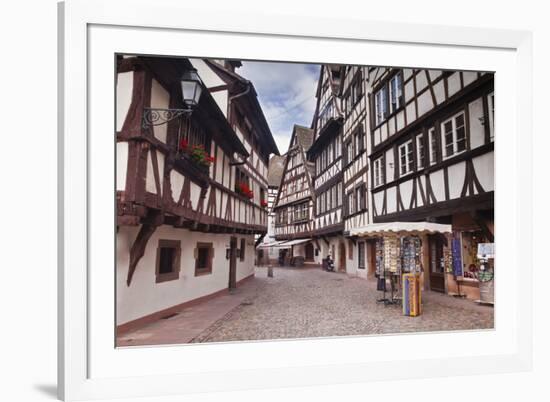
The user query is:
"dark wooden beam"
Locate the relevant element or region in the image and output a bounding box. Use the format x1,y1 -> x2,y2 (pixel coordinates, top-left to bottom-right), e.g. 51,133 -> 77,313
126,210 -> 163,286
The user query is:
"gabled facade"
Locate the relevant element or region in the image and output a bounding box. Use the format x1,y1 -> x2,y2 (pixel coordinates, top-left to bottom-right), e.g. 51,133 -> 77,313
366,67 -> 494,297
272,125 -> 316,261
115,56 -> 278,333
307,65 -> 347,271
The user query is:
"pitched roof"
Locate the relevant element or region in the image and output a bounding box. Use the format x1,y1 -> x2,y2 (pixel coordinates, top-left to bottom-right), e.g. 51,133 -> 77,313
292,125 -> 314,151
267,154 -> 286,188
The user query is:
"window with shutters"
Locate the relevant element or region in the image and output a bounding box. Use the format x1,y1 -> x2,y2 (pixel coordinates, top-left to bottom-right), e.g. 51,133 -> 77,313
195,242 -> 213,276
373,156 -> 384,188
398,139 -> 414,177
155,240 -> 181,283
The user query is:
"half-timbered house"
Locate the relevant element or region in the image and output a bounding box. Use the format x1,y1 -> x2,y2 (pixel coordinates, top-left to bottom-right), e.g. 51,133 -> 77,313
256,154 -> 287,265
339,65 -> 372,278
272,125 -> 317,264
356,67 -> 494,299
116,56 -> 278,333
307,65 -> 347,271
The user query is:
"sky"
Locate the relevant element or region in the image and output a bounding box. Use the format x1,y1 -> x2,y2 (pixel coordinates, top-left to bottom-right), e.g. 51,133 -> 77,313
238,61 -> 321,154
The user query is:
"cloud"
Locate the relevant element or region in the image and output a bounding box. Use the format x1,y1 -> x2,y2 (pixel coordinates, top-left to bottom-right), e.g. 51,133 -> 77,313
238,61 -> 320,154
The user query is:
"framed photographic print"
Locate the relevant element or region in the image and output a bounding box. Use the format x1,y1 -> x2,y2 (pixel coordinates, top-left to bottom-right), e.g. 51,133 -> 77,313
58,0 -> 533,400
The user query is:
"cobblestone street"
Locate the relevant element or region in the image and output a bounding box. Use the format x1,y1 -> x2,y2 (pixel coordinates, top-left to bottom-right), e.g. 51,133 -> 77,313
118,266 -> 493,346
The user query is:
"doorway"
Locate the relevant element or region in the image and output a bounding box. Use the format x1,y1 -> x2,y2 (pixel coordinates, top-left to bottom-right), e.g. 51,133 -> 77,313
229,236 -> 237,289
338,242 -> 346,272
367,240 -> 377,278
428,234 -> 445,292
305,242 -> 314,261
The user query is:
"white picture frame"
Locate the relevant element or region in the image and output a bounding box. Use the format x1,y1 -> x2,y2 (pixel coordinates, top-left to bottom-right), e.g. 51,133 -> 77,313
58,0 -> 533,400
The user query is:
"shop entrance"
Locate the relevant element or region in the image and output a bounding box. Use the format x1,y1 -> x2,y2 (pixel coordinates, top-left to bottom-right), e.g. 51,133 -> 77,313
428,234 -> 445,292
305,242 -> 314,261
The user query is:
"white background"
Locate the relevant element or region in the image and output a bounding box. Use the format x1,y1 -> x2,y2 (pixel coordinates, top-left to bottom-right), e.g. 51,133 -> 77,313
0,0 -> 547,401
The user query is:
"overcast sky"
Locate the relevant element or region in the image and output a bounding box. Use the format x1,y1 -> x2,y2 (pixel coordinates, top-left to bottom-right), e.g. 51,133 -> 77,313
239,61 -> 320,154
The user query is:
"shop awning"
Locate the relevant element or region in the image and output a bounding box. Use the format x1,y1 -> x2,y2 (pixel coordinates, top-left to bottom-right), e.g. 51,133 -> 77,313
256,240 -> 289,249
257,238 -> 312,249
280,238 -> 312,246
349,222 -> 452,237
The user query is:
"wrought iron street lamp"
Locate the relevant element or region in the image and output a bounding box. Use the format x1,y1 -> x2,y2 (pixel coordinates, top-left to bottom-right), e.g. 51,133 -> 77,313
142,68 -> 204,128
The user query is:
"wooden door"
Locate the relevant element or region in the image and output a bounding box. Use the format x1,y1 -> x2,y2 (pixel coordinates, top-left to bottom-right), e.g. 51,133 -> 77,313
229,236 -> 237,289
338,242 -> 346,272
367,240 -> 376,278
428,235 -> 445,292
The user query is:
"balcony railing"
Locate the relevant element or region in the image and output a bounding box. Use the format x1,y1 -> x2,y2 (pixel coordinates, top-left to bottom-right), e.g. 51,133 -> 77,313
318,97 -> 341,132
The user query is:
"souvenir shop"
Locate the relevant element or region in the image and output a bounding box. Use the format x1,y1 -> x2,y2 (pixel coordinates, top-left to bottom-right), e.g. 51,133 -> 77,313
350,222 -> 453,316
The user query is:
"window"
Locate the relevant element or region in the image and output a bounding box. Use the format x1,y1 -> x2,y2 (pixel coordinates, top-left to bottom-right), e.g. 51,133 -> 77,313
345,71 -> 363,115
389,73 -> 404,113
347,192 -> 354,215
155,240 -> 181,283
337,182 -> 342,206
331,186 -> 336,209
358,242 -> 366,269
327,188 -> 332,210
373,156 -> 384,188
428,127 -> 438,165
356,185 -> 366,211
240,238 -> 246,261
195,242 -> 213,276
488,92 -> 495,142
354,125 -> 365,154
345,141 -> 353,165
441,112 -> 466,159
416,134 -> 425,169
398,140 -> 414,176
375,86 -> 388,126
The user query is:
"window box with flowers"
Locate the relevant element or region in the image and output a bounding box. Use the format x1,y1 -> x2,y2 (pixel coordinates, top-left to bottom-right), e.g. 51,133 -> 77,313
260,199 -> 268,208
235,182 -> 254,200
175,139 -> 215,185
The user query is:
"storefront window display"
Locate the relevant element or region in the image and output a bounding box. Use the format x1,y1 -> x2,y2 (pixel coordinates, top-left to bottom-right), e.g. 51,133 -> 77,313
461,231 -> 489,280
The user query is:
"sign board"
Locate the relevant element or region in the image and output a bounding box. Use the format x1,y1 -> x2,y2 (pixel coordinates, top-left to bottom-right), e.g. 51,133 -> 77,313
451,238 -> 463,276
477,243 -> 495,259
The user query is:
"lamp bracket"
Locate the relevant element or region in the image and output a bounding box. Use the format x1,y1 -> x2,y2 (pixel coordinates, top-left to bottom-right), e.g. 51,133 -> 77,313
142,107 -> 192,128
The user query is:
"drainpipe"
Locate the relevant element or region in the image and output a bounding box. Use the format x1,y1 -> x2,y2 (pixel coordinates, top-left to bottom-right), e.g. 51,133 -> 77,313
228,81 -> 252,166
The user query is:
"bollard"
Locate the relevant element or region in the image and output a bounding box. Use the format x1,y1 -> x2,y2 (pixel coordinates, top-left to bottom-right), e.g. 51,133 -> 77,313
267,265 -> 273,278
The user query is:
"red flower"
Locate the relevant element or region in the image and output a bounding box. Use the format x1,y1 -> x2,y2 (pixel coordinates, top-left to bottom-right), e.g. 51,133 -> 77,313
261,200 -> 268,207
179,138 -> 189,150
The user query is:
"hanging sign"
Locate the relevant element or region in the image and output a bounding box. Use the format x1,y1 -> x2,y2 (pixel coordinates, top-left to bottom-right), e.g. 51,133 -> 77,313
451,238 -> 463,277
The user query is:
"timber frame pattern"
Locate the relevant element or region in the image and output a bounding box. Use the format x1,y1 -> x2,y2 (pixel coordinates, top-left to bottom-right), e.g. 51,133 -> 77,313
117,56 -> 278,285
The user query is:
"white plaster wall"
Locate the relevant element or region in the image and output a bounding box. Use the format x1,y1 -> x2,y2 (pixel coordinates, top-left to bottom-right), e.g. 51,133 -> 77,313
430,170 -> 446,201
463,71 -> 477,87
116,225 -> 255,325
400,179 -> 413,206
116,71 -> 133,131
150,79 -> 169,143
406,101 -> 416,124
416,71 -> 428,93
433,80 -> 445,105
386,186 -> 397,213
385,149 -> 395,181
417,90 -> 433,118
116,142 -> 128,191
145,150 -> 165,194
473,152 -> 494,192
447,72 -> 461,97
417,175 -> 426,207
469,97 -> 485,149
448,161 -> 466,199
